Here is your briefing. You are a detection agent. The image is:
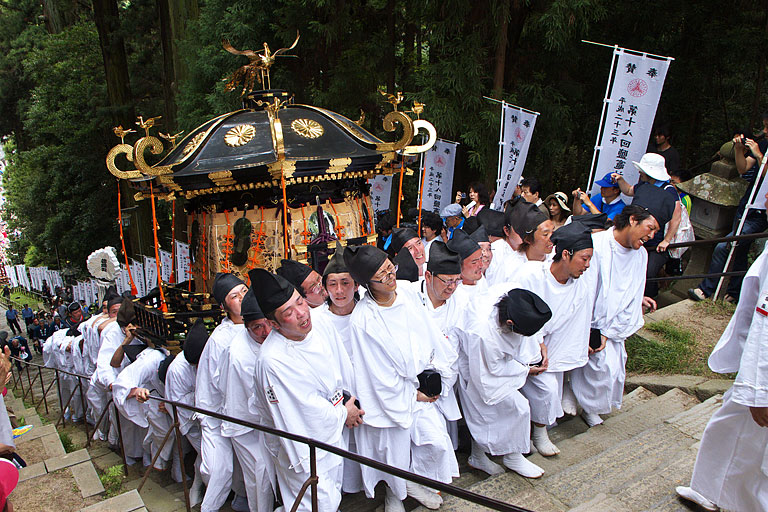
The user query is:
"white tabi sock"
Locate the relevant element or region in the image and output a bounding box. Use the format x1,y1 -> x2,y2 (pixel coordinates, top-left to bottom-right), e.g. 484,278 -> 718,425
675,486 -> 717,511
561,381 -> 579,416
384,486 -> 406,512
502,453 -> 544,479
467,439 -> 505,475
531,425 -> 560,456
406,481 -> 442,510
230,493 -> 249,512
581,411 -> 603,427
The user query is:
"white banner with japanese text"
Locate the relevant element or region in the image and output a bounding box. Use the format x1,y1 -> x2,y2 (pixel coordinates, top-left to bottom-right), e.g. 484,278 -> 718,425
175,241 -> 191,284
592,49 -> 671,196
159,249 -> 173,283
423,140 -> 458,214
130,259 -> 145,298
143,256 -> 157,292
368,175 -> 393,213
492,105 -> 538,209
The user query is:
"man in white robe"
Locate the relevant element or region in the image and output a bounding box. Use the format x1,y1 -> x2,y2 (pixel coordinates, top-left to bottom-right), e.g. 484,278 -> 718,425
112,345 -> 180,481
676,198 -> 768,512
251,269 -> 363,512
484,200 -> 526,285
221,287 -> 276,512
344,245 -> 458,512
570,204 -> 659,427
77,292 -> 112,426
276,259 -> 329,308
86,293 -> 122,441
165,321 -> 208,507
513,222 -> 597,455
447,229 -> 489,294
195,272 -> 249,512
416,241 -> 465,454
389,227 -> 427,277
454,288 -> 551,479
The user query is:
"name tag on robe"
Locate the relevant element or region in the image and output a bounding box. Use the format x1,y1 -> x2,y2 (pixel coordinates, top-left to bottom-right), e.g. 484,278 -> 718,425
330,389 -> 343,407
757,290 -> 768,317
265,386 -> 279,404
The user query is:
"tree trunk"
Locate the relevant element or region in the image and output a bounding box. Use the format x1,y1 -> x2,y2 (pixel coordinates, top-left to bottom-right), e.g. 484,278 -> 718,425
751,0 -> 768,130
503,0 -> 530,88
386,0 -> 396,94
157,0 -> 178,131
91,0 -> 134,127
492,2 -> 509,97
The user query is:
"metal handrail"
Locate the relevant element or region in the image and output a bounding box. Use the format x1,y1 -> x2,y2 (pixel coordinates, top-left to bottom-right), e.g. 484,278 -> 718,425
8,356 -> 533,512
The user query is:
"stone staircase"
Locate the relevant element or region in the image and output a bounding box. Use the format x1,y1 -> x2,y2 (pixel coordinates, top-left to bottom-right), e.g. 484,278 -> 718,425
409,387 -> 720,512
5,388 -> 147,512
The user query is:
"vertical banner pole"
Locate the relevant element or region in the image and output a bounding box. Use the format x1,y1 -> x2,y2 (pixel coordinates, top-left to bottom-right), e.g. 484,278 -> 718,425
496,101 -> 506,189
586,46 -> 620,190
417,151 -> 426,235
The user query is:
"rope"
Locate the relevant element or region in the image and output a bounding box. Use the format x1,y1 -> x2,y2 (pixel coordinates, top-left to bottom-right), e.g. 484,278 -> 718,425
396,160 -> 405,227
187,212 -> 194,292
281,169 -> 290,258
417,154 -> 427,235
248,207 -> 267,271
355,197 -> 366,236
222,210 -> 233,272
328,200 -> 345,239
116,180 -> 138,295
169,199 -> 176,284
149,182 -> 168,312
300,205 -> 311,244
201,212 -> 208,289
362,196 -> 374,241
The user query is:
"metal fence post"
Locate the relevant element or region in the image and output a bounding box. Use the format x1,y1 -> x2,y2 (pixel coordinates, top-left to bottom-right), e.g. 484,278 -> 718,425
310,445 -> 318,512
54,368 -> 64,427
78,377 -> 90,446
113,402 -> 128,476
171,404 -> 191,512
38,366 -> 48,414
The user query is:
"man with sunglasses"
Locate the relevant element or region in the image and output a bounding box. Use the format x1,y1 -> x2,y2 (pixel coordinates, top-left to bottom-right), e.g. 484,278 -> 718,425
277,259 -> 329,308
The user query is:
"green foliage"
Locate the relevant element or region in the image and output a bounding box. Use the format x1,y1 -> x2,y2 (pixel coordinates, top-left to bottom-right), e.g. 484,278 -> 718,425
99,464 -> 125,497
59,431 -> 76,453
626,320 -> 702,375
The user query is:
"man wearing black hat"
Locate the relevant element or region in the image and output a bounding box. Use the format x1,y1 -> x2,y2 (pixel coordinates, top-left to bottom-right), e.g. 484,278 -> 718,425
196,272 -> 249,512
513,222 -> 597,456
570,205 -> 659,427
484,201 -> 531,285
416,242 -> 466,454
388,227 -> 426,277
221,287 -> 276,512
165,320 -> 209,507
420,213 -> 444,260
112,335 -> 180,482
454,288 -> 551,479
344,244 -> 458,512
316,246 -> 360,361
49,325 -> 85,423
62,301 -> 85,329
276,259 -> 329,308
250,269 -> 361,512
447,229 -> 487,293
469,225 -> 493,276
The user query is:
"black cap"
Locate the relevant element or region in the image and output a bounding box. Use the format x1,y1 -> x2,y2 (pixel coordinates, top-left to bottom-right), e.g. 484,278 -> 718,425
571,213 -> 609,231
631,182 -> 675,228
276,259 -> 313,291
503,195 -> 524,215
447,228 -> 481,260
240,288 -> 265,324
394,250 -> 419,282
103,286 -> 118,303
477,209 -> 506,238
116,298 -> 137,328
511,203 -> 548,240
550,222 -> 593,255
249,268 -> 296,315
427,241 -> 461,275
157,353 -> 175,384
323,245 -> 349,277
183,319 -> 208,365
212,272 -> 246,305
343,245 -> 389,285
462,216 -> 480,235
500,289 -> 552,336
390,227 -> 419,254
469,225 -> 489,244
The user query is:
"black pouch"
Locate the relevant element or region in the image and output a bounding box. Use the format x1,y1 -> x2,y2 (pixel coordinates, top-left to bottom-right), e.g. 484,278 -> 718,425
342,390 -> 360,409
589,328 -> 602,350
665,257 -> 683,276
417,369 -> 442,397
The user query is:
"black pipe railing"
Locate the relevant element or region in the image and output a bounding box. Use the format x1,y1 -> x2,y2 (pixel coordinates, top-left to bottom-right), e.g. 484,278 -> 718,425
8,357 -> 533,512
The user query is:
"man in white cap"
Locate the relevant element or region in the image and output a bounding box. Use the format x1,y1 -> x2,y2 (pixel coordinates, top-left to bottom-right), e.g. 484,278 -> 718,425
676,193 -> 768,511
611,152 -> 682,298
196,272 -> 249,512
440,203 -> 464,239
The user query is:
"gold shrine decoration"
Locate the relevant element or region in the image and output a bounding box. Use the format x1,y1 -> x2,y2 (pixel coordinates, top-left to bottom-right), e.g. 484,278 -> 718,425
291,118 -> 324,139
224,124 -> 256,147
223,31 -> 300,94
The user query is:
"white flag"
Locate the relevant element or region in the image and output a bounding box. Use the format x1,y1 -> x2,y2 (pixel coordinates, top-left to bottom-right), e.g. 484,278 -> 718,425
144,256 -> 157,291
368,175 -> 393,213
423,140 -> 458,214
175,241 -> 191,284
592,49 -> 671,197
159,250 -> 173,283
130,259 -> 145,297
492,105 -> 538,209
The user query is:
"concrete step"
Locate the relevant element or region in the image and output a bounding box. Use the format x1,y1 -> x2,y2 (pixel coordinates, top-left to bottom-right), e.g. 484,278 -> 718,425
80,489 -> 145,512
664,393 -> 723,441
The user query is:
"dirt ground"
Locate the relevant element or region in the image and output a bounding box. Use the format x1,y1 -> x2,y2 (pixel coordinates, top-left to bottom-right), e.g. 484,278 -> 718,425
12,469 -> 100,512
14,437 -> 46,465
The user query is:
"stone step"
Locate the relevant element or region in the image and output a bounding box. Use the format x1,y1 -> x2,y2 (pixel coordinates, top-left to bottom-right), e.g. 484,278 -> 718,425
41,431 -> 66,457
71,460 -> 106,498
80,489 -> 145,512
45,448 -> 90,472
664,394 -> 723,441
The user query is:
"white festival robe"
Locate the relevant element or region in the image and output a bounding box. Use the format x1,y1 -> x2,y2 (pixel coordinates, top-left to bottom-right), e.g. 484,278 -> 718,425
570,228 -> 647,414
348,283 -> 458,500
195,317 -> 245,512
690,244 -> 768,511
112,348 -> 180,479
164,351 -> 202,483
513,261 -> 597,425
454,289 -> 537,455
220,328 -> 275,512
252,316 -> 354,512
51,329 -> 83,421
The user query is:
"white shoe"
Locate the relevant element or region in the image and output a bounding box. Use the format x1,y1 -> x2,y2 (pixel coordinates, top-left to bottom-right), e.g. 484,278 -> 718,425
468,440 -> 505,475
406,481 -> 442,510
561,382 -> 579,416
231,493 -> 249,512
675,486 -> 717,511
531,425 -> 560,456
502,453 -> 544,479
384,486 -> 406,512
582,411 -> 603,427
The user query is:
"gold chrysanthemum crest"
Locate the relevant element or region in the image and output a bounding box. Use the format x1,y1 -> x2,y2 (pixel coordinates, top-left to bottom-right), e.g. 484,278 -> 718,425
291,118 -> 324,139
224,124 -> 256,147
182,132 -> 206,156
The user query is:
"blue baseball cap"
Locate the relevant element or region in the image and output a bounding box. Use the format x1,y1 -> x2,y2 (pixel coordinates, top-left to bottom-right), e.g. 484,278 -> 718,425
595,172 -> 619,188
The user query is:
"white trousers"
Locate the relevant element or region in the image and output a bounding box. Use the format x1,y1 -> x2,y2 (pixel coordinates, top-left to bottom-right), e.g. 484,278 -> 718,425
410,405 -> 459,484
342,429 -> 363,494
691,388 -> 768,511
200,423 -> 244,512
570,339 -> 626,414
274,449 -> 343,512
521,371 -> 564,426
230,430 -> 275,512
355,424 -> 410,500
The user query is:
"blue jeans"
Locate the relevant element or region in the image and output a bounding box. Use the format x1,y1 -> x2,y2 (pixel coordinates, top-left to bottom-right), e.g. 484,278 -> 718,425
698,208 -> 768,299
